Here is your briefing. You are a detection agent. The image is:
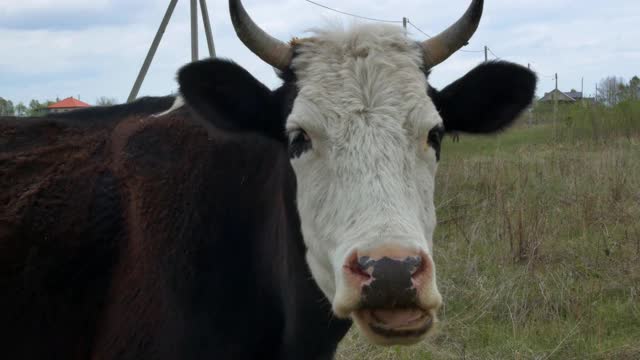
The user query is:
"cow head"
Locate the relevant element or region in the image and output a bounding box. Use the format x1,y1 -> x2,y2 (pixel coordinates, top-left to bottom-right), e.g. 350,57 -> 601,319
178,0 -> 536,346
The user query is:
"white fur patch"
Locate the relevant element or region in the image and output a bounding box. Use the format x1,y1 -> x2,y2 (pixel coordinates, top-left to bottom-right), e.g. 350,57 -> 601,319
286,24 -> 442,314
152,95 -> 185,117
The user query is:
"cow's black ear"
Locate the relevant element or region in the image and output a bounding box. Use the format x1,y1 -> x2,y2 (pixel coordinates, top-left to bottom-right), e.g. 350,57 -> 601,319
429,61 -> 537,134
178,58 -> 284,139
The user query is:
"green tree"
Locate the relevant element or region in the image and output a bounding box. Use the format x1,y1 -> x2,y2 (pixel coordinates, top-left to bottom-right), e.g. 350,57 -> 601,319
15,102 -> 27,117
629,76 -> 640,101
96,97 -> 118,106
26,99 -> 46,117
597,76 -> 626,106
0,97 -> 15,116
28,99 -> 41,116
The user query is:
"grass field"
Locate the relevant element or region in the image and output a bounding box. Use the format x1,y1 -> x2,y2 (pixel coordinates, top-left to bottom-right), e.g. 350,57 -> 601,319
335,102 -> 640,359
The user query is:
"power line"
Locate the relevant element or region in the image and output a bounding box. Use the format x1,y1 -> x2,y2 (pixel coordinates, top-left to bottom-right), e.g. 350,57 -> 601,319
408,19 -> 485,52
491,50 -> 556,80
304,0 -> 402,24
303,2 -> 575,97
303,2 -> 489,53
534,73 -> 555,79
406,20 -> 432,39
487,47 -> 500,59
303,1 -> 524,65
535,71 -> 555,78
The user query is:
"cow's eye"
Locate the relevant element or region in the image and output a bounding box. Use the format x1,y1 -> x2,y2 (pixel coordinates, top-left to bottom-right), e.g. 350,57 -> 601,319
427,125 -> 445,161
288,129 -> 312,159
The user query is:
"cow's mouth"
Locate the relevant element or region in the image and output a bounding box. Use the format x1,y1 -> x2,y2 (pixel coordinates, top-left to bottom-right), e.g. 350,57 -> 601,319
353,307 -> 434,345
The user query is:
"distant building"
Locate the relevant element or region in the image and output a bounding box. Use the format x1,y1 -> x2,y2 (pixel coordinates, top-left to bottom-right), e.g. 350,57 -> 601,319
539,89 -> 595,104
564,90 -> 584,100
47,97 -> 91,114
539,89 -> 577,103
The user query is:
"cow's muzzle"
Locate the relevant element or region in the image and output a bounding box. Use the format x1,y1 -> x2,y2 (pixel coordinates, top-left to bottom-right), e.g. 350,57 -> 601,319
341,246 -> 441,345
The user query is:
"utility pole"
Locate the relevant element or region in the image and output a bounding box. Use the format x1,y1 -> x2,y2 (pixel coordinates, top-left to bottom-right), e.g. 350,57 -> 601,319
527,63 -> 533,126
553,73 -> 558,139
191,0 -> 198,61
128,0 -> 217,103
402,17 -> 409,36
200,0 -> 216,57
484,45 -> 488,62
128,0 -> 179,103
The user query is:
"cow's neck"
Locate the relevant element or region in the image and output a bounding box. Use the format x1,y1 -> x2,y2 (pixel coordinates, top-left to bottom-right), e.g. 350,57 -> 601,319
250,144 -> 352,359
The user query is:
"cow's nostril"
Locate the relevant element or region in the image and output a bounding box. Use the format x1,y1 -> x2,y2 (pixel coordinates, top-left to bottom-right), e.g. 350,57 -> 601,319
344,250 -> 431,293
358,254 -> 425,277
344,253 -> 372,281
405,256 -> 423,277
357,256 -> 375,273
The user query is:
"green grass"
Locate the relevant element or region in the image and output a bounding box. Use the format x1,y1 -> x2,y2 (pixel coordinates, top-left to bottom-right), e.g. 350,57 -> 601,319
336,103 -> 640,359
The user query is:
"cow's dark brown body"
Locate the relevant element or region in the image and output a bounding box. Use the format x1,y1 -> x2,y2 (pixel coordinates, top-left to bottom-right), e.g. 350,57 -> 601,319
0,97 -> 351,359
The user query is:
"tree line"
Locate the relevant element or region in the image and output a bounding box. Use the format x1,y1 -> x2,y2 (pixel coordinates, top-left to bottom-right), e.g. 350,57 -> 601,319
0,98 -> 48,117
0,97 -> 118,117
2,76 -> 637,117
596,75 -> 640,106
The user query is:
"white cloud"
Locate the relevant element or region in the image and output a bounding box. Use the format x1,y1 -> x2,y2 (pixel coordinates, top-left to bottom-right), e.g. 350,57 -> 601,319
0,0 -> 110,15
1,0 -> 639,105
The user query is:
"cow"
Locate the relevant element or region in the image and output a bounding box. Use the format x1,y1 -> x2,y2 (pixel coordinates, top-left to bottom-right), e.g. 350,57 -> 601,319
0,0 -> 536,358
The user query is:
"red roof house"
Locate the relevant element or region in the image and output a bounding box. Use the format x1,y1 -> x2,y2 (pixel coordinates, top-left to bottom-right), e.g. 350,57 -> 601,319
47,97 -> 91,114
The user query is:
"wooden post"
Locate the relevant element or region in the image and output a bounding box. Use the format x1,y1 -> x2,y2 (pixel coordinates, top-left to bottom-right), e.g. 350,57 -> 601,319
484,45 -> 488,62
191,0 -> 199,61
581,77 -> 584,106
200,0 -> 216,57
528,63 -> 533,126
128,0 -> 217,102
553,73 -> 558,139
128,0 -> 179,103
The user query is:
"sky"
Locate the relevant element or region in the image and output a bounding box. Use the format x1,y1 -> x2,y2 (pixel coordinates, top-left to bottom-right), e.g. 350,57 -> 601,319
1,0 -> 639,105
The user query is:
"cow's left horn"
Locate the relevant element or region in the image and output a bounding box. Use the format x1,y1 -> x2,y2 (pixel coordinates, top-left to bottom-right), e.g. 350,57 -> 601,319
421,0 -> 484,68
229,0 -> 293,71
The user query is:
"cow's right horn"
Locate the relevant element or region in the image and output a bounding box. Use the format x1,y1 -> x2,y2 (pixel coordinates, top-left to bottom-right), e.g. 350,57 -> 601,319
421,0 -> 484,68
229,0 -> 293,71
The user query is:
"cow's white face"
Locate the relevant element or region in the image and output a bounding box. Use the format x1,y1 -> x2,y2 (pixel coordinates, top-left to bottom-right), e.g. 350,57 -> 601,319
286,25 -> 443,344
